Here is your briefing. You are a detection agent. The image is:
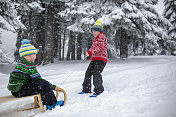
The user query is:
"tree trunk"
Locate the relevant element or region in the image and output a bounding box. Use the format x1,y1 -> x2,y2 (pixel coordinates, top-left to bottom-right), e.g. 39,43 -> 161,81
43,5 -> 54,65
67,31 -> 74,60
71,32 -> 75,60
57,31 -> 61,60
119,27 -> 129,59
35,14 -> 45,65
77,33 -> 82,60
62,29 -> 66,60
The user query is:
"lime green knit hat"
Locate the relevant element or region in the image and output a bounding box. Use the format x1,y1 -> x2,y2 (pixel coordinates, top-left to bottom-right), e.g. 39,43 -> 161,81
91,19 -> 103,32
19,39 -> 37,58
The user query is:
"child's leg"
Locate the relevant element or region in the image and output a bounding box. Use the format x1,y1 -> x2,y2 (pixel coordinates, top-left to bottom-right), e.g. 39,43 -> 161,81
11,79 -> 57,106
93,60 -> 106,94
82,61 -> 94,93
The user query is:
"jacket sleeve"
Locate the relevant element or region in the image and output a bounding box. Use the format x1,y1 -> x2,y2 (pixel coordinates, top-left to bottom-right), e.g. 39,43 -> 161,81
49,82 -> 56,90
87,48 -> 92,56
30,67 -> 56,90
32,77 -> 56,90
87,36 -> 106,56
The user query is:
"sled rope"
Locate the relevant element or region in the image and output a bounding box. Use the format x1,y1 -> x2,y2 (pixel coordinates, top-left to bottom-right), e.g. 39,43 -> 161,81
59,57 -> 87,87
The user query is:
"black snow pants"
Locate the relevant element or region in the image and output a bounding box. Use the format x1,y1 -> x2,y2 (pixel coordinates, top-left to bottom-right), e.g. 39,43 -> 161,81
82,60 -> 106,94
11,79 -> 57,106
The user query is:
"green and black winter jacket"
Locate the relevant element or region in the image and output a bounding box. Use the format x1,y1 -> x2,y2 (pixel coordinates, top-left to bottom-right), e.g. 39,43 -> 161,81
7,58 -> 56,92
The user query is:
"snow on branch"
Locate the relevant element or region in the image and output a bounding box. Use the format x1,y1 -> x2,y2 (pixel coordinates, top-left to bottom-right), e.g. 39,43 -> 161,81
27,2 -> 45,13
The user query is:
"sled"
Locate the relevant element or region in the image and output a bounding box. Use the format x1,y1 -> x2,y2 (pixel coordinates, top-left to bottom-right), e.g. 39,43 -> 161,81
0,88 -> 67,112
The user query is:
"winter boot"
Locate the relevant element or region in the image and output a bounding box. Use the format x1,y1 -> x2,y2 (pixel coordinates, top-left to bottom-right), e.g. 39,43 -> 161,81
46,100 -> 64,110
90,93 -> 99,98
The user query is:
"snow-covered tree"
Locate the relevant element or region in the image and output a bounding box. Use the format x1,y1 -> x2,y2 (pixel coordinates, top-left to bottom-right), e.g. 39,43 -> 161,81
0,0 -> 25,63
0,0 -> 25,31
14,0 -> 65,65
0,38 -> 11,63
0,49 -> 11,63
163,0 -> 176,39
102,0 -> 172,57
14,0 -> 46,64
1,0 -> 173,64
59,0 -> 171,59
58,0 -> 94,60
163,0 -> 176,55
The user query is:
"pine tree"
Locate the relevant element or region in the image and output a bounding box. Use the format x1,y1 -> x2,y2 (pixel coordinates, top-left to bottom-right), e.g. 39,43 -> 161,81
102,0 -> 170,57
59,0 -> 171,59
59,0 -> 86,60
0,0 -> 25,63
0,0 -> 24,31
59,0 -> 101,60
163,0 -> 176,55
14,0 -> 65,65
9,0 -> 174,64
14,0 -> 46,65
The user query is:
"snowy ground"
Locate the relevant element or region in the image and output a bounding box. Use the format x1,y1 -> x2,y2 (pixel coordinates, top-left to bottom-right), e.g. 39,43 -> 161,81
0,56 -> 176,117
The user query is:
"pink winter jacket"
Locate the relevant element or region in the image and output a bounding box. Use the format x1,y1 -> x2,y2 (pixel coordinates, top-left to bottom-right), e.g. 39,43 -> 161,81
87,32 -> 108,63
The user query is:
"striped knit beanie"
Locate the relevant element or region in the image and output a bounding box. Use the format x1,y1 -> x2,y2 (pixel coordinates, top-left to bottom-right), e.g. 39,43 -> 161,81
19,39 -> 37,58
91,19 -> 103,32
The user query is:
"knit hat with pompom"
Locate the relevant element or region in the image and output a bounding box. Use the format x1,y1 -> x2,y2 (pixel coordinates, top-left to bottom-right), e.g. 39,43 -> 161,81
91,19 -> 103,32
19,39 -> 37,58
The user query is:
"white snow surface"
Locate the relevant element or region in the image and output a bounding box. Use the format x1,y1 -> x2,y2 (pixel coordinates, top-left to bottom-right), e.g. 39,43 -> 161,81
0,56 -> 176,117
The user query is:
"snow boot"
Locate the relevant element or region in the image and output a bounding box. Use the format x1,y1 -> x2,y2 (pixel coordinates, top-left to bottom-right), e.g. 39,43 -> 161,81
78,91 -> 92,94
57,100 -> 64,107
90,93 -> 99,98
46,104 -> 56,110
46,100 -> 64,110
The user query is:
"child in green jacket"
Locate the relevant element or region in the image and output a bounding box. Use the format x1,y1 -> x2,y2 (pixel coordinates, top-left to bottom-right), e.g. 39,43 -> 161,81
8,39 -> 61,110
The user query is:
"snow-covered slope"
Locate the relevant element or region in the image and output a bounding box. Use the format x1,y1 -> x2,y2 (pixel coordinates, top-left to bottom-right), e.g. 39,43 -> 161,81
0,56 -> 176,117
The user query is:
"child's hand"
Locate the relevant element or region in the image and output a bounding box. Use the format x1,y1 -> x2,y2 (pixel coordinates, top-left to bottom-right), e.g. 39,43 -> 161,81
55,86 -> 60,91
86,52 -> 89,57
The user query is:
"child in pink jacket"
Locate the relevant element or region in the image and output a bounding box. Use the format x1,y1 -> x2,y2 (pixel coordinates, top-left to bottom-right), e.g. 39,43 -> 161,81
79,19 -> 108,97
